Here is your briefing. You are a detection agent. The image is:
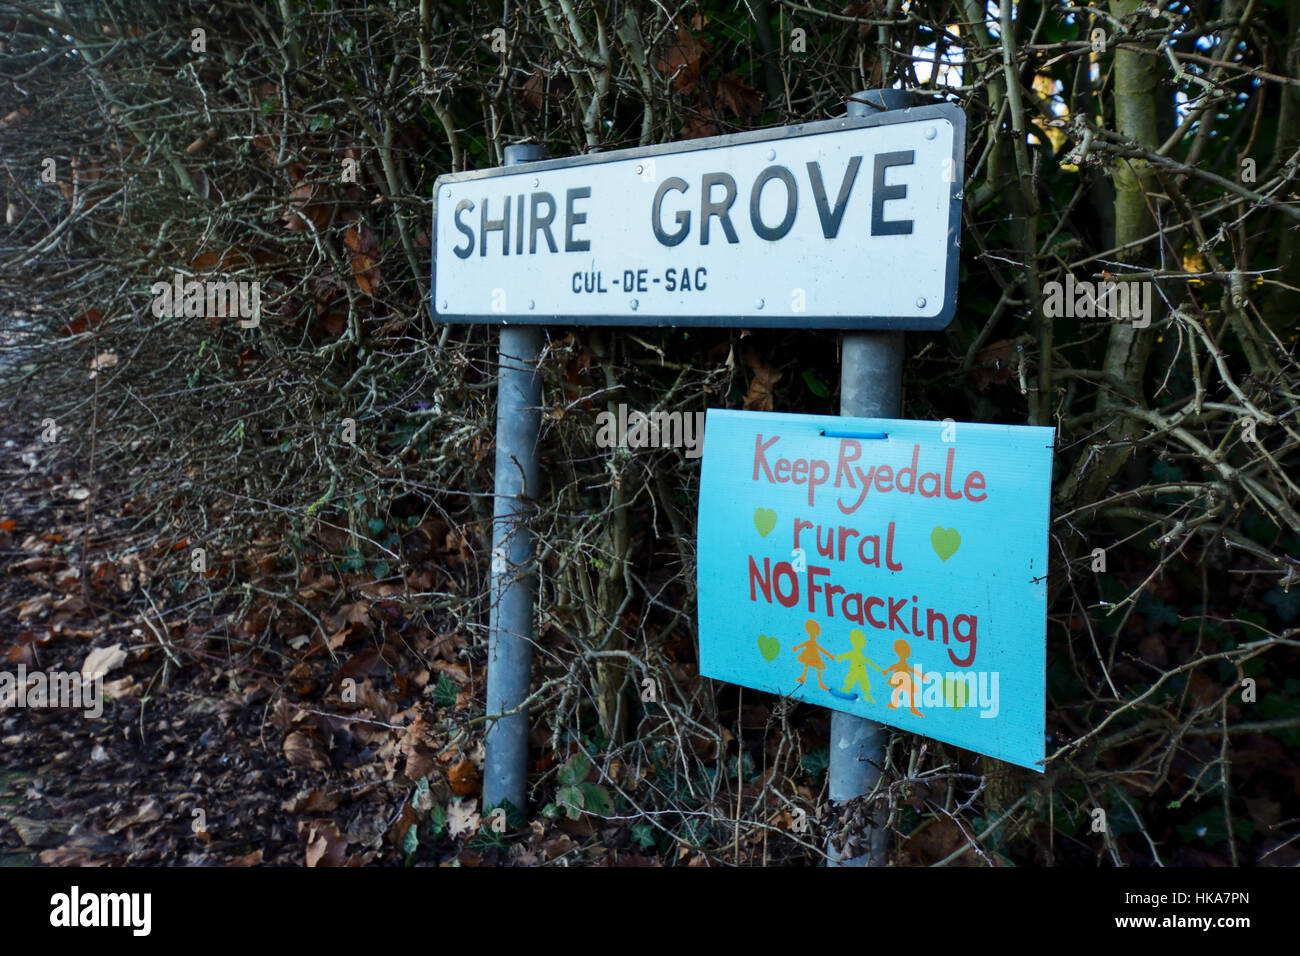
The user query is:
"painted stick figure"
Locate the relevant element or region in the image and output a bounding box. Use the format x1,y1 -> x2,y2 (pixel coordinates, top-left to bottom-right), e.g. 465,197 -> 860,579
883,638 -> 924,717
792,619 -> 835,691
836,628 -> 884,702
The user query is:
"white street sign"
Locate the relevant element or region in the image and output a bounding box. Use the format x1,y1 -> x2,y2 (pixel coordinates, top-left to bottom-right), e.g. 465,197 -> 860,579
432,103 -> 964,329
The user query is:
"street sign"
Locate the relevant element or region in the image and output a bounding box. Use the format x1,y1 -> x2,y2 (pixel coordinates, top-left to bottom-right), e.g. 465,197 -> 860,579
696,410 -> 1054,771
432,103 -> 964,329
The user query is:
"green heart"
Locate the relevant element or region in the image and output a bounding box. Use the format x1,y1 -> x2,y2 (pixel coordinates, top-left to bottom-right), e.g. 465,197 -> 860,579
756,634 -> 780,662
753,507 -> 777,538
943,677 -> 969,709
930,526 -> 961,561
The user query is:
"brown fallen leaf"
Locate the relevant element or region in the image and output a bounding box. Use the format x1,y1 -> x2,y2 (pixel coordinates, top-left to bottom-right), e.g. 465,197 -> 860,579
447,757 -> 481,797
283,731 -> 330,772
447,797 -> 480,840
656,21 -> 707,92
282,789 -> 341,814
81,643 -> 127,679
742,350 -> 783,411
106,796 -> 164,834
971,339 -> 1017,390
714,72 -> 763,119
304,820 -> 349,867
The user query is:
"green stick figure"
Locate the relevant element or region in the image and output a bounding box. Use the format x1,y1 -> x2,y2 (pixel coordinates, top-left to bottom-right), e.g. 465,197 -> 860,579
836,628 -> 884,702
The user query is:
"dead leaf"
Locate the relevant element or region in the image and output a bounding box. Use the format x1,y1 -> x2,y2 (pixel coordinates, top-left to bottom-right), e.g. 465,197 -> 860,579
656,21 -> 707,92
447,797 -> 480,840
283,731 -> 330,772
81,643 -> 127,679
106,797 -> 164,833
971,339 -> 1017,390
714,72 -> 763,118
343,224 -> 381,297
447,757 -> 481,797
304,820 -> 349,866
742,350 -> 783,411
16,593 -> 53,622
88,351 -> 118,379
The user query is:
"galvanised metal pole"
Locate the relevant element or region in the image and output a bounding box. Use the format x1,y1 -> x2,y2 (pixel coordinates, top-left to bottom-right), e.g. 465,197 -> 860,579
827,89 -> 915,867
483,143 -> 548,812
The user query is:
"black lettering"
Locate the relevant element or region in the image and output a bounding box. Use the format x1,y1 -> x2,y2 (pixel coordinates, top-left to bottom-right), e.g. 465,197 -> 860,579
695,267 -> 707,290
807,156 -> 860,238
622,270 -> 635,291
665,268 -> 677,291
749,165 -> 798,240
515,194 -> 525,254
636,269 -> 648,292
652,177 -> 690,246
565,187 -> 591,252
480,195 -> 509,256
529,192 -> 558,253
700,172 -> 739,245
453,199 -> 475,259
572,272 -> 582,293
871,151 -> 914,236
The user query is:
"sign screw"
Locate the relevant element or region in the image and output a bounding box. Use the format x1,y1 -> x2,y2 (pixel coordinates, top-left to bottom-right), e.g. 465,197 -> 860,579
916,297 -> 927,308
443,189 -> 451,198
529,300 -> 535,310
532,178 -> 539,187
635,164 -> 643,175
630,299 -> 639,310
756,298 -> 765,309
766,149 -> 776,160
441,301 -> 448,309
925,127 -> 937,140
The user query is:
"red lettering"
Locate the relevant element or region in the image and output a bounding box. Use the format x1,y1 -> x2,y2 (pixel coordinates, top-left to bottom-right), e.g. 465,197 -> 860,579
752,434 -> 778,482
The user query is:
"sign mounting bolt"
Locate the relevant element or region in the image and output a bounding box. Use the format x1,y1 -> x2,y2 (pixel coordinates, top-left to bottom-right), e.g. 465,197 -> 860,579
532,178 -> 539,187
916,297 -> 927,308
443,189 -> 451,198
529,300 -> 535,310
756,298 -> 765,309
766,149 -> 776,160
440,301 -> 448,310
635,164 -> 643,175
630,299 -> 639,310
925,127 -> 937,140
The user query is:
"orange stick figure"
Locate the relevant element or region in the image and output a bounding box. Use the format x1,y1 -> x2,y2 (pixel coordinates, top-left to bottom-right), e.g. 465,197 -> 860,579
883,638 -> 924,718
792,619 -> 834,691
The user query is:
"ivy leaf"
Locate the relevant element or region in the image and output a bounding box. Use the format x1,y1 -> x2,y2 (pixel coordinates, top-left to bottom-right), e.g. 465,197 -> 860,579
557,752 -> 590,787
802,368 -> 831,398
556,784 -> 585,820
429,802 -> 448,837
433,672 -> 458,708
630,822 -> 657,849
579,782 -> 614,817
403,822 -> 419,865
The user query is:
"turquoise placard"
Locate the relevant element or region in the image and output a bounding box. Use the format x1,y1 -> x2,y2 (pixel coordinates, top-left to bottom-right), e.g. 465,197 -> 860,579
696,409 -> 1054,771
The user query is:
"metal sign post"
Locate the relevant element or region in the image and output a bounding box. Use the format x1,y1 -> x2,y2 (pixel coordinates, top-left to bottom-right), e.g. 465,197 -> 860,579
829,88 -> 924,867
482,143 -> 547,813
